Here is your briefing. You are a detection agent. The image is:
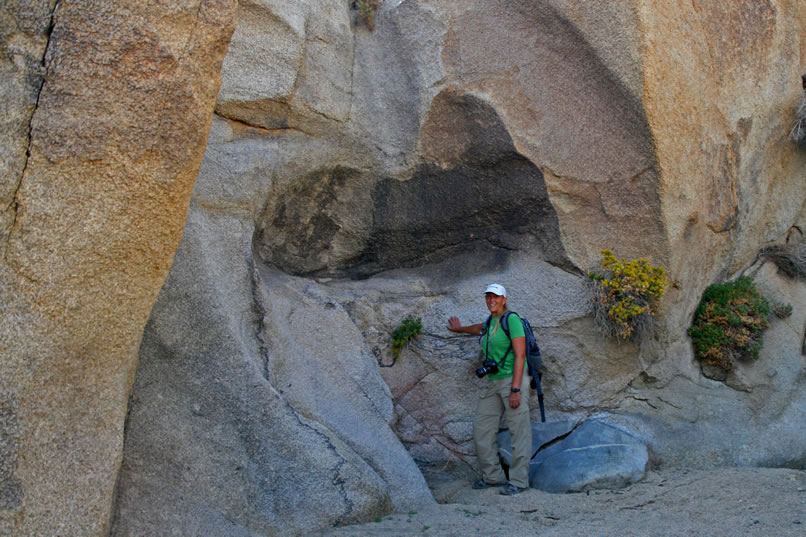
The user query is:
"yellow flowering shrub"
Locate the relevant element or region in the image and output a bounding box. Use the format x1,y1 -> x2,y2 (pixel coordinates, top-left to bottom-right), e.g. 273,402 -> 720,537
589,249 -> 667,341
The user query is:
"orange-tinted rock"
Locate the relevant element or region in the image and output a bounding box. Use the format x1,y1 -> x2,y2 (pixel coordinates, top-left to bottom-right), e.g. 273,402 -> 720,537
0,1 -> 236,535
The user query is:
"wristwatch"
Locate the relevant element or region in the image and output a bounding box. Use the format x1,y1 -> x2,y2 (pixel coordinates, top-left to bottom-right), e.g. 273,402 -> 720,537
510,388 -> 520,393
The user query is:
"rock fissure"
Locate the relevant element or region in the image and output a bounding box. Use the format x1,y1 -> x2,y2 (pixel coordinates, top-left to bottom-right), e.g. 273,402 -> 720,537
3,0 -> 60,259
329,458 -> 355,526
592,183 -> 611,218
279,393 -> 357,525
625,395 -> 659,410
533,420 -> 584,457
629,165 -> 655,182
656,396 -> 683,410
431,434 -> 473,461
214,110 -> 312,136
392,372 -> 437,409
248,254 -> 272,381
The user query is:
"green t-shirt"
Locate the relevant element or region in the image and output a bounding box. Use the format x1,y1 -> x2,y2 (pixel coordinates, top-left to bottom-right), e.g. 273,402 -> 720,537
479,312 -> 525,380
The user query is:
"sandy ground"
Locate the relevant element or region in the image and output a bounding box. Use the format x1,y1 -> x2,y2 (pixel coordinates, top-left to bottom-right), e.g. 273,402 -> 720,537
307,467 -> 806,537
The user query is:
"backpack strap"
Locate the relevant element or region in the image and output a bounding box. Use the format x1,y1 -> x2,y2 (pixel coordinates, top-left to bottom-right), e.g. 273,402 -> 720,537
480,314 -> 492,336
500,311 -> 514,339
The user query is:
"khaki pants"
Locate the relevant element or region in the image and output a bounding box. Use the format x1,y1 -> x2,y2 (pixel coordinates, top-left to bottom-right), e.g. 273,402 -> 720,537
472,373 -> 532,488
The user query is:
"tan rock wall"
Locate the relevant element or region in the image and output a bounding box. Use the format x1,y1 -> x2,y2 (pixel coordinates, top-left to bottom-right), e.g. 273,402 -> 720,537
0,1 -> 55,244
0,1 -> 236,535
546,0 -> 644,105
439,0 -> 666,271
4,0 -> 804,534
640,0 -> 806,297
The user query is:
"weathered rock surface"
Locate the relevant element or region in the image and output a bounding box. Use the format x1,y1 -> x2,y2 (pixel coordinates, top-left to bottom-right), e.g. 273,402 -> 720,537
110,115 -> 435,537
111,207 -> 426,536
256,89 -> 571,279
4,0 -> 806,536
115,1 -> 806,534
0,1 -> 236,536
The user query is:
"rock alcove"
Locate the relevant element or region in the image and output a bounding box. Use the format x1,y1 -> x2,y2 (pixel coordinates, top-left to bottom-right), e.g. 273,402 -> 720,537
255,90 -> 571,280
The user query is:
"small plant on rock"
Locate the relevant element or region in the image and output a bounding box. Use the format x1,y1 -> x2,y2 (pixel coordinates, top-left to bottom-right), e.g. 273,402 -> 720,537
355,0 -> 381,31
688,276 -> 771,371
770,300 -> 793,319
390,315 -> 423,361
588,249 -> 667,341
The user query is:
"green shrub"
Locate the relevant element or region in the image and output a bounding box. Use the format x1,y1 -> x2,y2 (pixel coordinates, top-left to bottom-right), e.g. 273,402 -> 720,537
391,315 -> 423,360
688,276 -> 771,370
771,300 -> 793,319
588,249 -> 667,341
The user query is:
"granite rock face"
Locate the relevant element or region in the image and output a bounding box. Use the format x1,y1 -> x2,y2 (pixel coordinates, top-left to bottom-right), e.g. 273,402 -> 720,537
0,1 -> 237,536
110,116 -> 435,537
4,1 -> 806,536
256,89 -> 571,279
115,1 -> 806,534
111,205 -> 420,536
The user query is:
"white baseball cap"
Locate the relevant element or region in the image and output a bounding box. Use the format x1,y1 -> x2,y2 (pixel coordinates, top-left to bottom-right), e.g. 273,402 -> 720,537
484,283 -> 507,297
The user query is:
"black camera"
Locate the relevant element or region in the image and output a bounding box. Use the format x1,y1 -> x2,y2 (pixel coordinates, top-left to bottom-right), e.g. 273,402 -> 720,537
475,359 -> 499,378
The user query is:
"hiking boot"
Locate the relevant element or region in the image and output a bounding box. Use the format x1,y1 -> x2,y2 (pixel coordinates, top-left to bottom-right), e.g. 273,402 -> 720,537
472,479 -> 504,490
500,483 -> 527,496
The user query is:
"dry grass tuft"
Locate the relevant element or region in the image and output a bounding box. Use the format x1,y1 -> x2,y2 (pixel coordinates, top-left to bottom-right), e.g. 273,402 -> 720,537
761,241 -> 806,279
789,97 -> 806,144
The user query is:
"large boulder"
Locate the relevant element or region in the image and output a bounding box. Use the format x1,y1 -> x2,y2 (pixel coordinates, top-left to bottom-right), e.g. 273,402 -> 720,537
498,420 -> 649,493
111,116 -> 435,536
0,1 -> 236,535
